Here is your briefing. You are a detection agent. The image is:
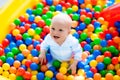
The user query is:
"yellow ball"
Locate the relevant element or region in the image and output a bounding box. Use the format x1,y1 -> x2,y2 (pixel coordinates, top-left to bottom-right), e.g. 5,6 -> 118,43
12,29 -> 20,36
0,67 -> 3,74
34,34 -> 40,40
19,44 -> 27,51
90,34 -> 98,41
2,63 -> 10,71
24,13 -> 29,20
113,75 -> 120,80
28,28 -> 35,36
2,71 -> 9,78
115,64 -> 120,71
77,69 -> 85,76
72,5 -> 78,12
70,29 -> 76,34
27,54 -> 33,60
61,62 -> 68,68
31,75 -> 37,80
101,77 -> 106,80
45,70 -> 53,78
101,24 -> 108,31
31,71 -> 38,75
22,59 -> 27,65
90,60 -> 98,67
67,75 -> 74,80
9,73 -> 16,80
86,4 -> 93,10
34,16 -> 42,23
59,67 -> 67,74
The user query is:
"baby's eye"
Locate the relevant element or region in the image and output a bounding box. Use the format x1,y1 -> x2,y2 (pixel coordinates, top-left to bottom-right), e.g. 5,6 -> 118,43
51,28 -> 55,30
59,29 -> 63,32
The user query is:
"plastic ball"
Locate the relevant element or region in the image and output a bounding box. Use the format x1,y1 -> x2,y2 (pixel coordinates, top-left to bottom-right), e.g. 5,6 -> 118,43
40,65 -> 48,72
86,71 -> 94,78
13,60 -> 21,68
37,72 -> 45,80
16,67 -> 25,76
112,57 -> 118,65
117,69 -> 120,76
113,75 -> 120,80
96,62 -> 105,70
72,5 -> 78,12
9,66 -> 17,74
56,4 -> 62,11
14,18 -> 21,25
107,64 -> 114,70
67,75 -> 74,80
93,73 -> 101,80
90,34 -> 98,41
45,70 -> 53,78
100,70 -> 107,77
72,13 -> 80,21
6,57 -> 14,66
103,57 -> 111,65
32,57 -> 39,64
30,63 -> 38,70
31,49 -> 39,57
96,55 -> 104,62
105,73 -> 113,80
77,69 -> 85,76
2,63 -> 10,71
94,5 -> 101,12
0,67 -> 3,74
59,67 -> 67,74
23,71 -> 32,79
31,75 -> 37,80
56,72 -> 64,80
84,44 -> 91,51
22,49 -> 30,57
80,32 -> 88,40
19,44 -> 27,51
90,60 -> 98,67
9,73 -> 16,80
52,60 -> 61,69
16,76 -> 24,80
2,71 -> 9,78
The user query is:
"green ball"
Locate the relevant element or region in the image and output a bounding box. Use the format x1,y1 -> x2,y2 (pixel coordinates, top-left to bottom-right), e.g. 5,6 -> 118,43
66,8 -> 73,14
103,57 -> 111,65
72,14 -> 79,21
52,60 -> 61,69
95,27 -> 102,34
6,52 -> 14,58
93,38 -> 101,45
11,47 -> 19,55
46,11 -> 53,18
100,70 -> 107,77
0,56 -> 6,63
94,5 -> 102,12
44,76 -> 51,80
101,47 -> 108,54
108,70 -> 115,75
14,18 -> 21,25
42,14 -> 48,20
36,8 -> 43,15
113,49 -> 119,56
50,5 -> 55,11
90,42 -> 95,48
108,46 -> 116,53
45,19 -> 51,26
35,27 -> 42,34
84,17 -> 91,24
36,3 -> 44,9
16,76 -> 24,80
80,32 -> 88,40
22,33 -> 30,40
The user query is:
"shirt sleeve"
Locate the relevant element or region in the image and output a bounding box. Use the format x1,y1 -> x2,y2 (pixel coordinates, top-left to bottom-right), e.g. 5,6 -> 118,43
40,34 -> 50,51
71,39 -> 82,61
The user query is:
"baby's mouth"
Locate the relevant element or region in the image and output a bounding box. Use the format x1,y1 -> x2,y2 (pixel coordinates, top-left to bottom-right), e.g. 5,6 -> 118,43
53,36 -> 60,39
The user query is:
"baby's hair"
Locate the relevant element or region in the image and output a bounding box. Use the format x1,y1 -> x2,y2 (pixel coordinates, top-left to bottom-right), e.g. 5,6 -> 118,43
51,13 -> 72,30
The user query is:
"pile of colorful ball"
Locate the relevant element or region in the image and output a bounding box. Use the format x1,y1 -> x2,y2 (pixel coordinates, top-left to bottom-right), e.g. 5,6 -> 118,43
0,0 -> 120,80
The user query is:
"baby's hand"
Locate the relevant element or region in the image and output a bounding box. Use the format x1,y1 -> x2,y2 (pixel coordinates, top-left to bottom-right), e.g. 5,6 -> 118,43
39,52 -> 46,65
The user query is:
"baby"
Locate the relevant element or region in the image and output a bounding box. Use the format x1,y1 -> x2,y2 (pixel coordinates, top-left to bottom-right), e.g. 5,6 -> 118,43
39,13 -> 82,74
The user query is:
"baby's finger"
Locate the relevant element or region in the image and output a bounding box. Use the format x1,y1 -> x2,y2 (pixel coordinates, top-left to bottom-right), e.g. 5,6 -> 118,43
40,58 -> 43,65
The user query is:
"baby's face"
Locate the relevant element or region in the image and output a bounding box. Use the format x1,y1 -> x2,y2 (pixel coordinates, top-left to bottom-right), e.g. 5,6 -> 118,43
50,24 -> 70,44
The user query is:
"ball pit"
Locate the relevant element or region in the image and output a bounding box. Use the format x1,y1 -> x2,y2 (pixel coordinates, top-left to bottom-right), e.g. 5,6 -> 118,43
0,0 -> 120,80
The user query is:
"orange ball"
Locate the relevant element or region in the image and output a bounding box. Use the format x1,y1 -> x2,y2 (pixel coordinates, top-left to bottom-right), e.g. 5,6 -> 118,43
93,45 -> 101,50
107,64 -> 114,70
87,24 -> 94,32
22,49 -> 30,57
13,60 -> 21,68
28,44 -> 34,51
53,0 -> 59,6
96,55 -> 104,62
72,21 -> 78,28
113,36 -> 120,43
81,52 -> 88,60
97,17 -> 104,24
56,73 -> 64,80
93,73 -> 101,80
40,65 -> 48,72
80,15 -> 86,21
9,66 -> 17,74
80,3 -> 86,9
32,57 -> 39,64
105,73 -> 113,80
117,69 -> 120,76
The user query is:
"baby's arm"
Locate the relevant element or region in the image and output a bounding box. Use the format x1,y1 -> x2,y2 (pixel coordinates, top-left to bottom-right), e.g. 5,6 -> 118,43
39,49 -> 47,65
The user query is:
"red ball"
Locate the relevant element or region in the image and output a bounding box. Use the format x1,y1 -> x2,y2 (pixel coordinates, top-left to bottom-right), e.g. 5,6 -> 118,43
59,1 -> 65,6
2,39 -> 9,48
0,44 -> 3,48
65,2 -> 71,8
0,48 -> 4,56
24,23 -> 30,30
99,32 -> 105,39
90,67 -> 98,74
19,15 -> 25,22
35,44 -> 41,51
43,26 -> 50,34
87,12 -> 93,18
107,40 -> 114,46
23,71 -> 32,79
41,0 -> 47,6
112,57 -> 119,65
80,41 -> 87,48
16,67 -> 25,76
94,12 -> 100,19
15,34 -> 22,40
104,51 -> 112,57
37,20 -> 45,28
0,60 -> 3,66
80,9 -> 87,15
42,7 -> 49,14
18,27 -> 26,34
72,0 -> 78,5
25,60 -> 32,68
111,31 -> 119,37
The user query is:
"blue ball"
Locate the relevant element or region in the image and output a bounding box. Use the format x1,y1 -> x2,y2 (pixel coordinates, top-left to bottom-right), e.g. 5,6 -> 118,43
6,34 -> 13,42
115,21 -> 120,28
73,32 -> 79,39
16,40 -> 23,47
105,33 -> 112,40
16,53 -> 24,62
78,0 -> 84,4
6,57 -> 14,66
26,8 -> 33,15
94,21 -> 101,29
4,47 -> 11,54
87,55 -> 95,62
84,65 -> 90,72
28,15 -> 35,22
100,40 -> 107,47
84,44 -> 91,51
9,42 -> 16,49
79,23 -> 86,30
77,61 -> 85,69
21,65 -> 27,70
86,71 -> 94,78
48,66 -> 56,73
37,72 -> 45,80
33,40 -> 40,47
31,23 -> 37,29
97,62 -> 105,70
25,38 -> 32,45
92,50 -> 101,58
52,77 -> 56,80
30,63 -> 38,70
86,38 -> 92,44
46,0 -> 53,6
46,53 -> 53,62
55,4 -> 62,11
31,49 -> 39,57
20,22 -> 25,26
